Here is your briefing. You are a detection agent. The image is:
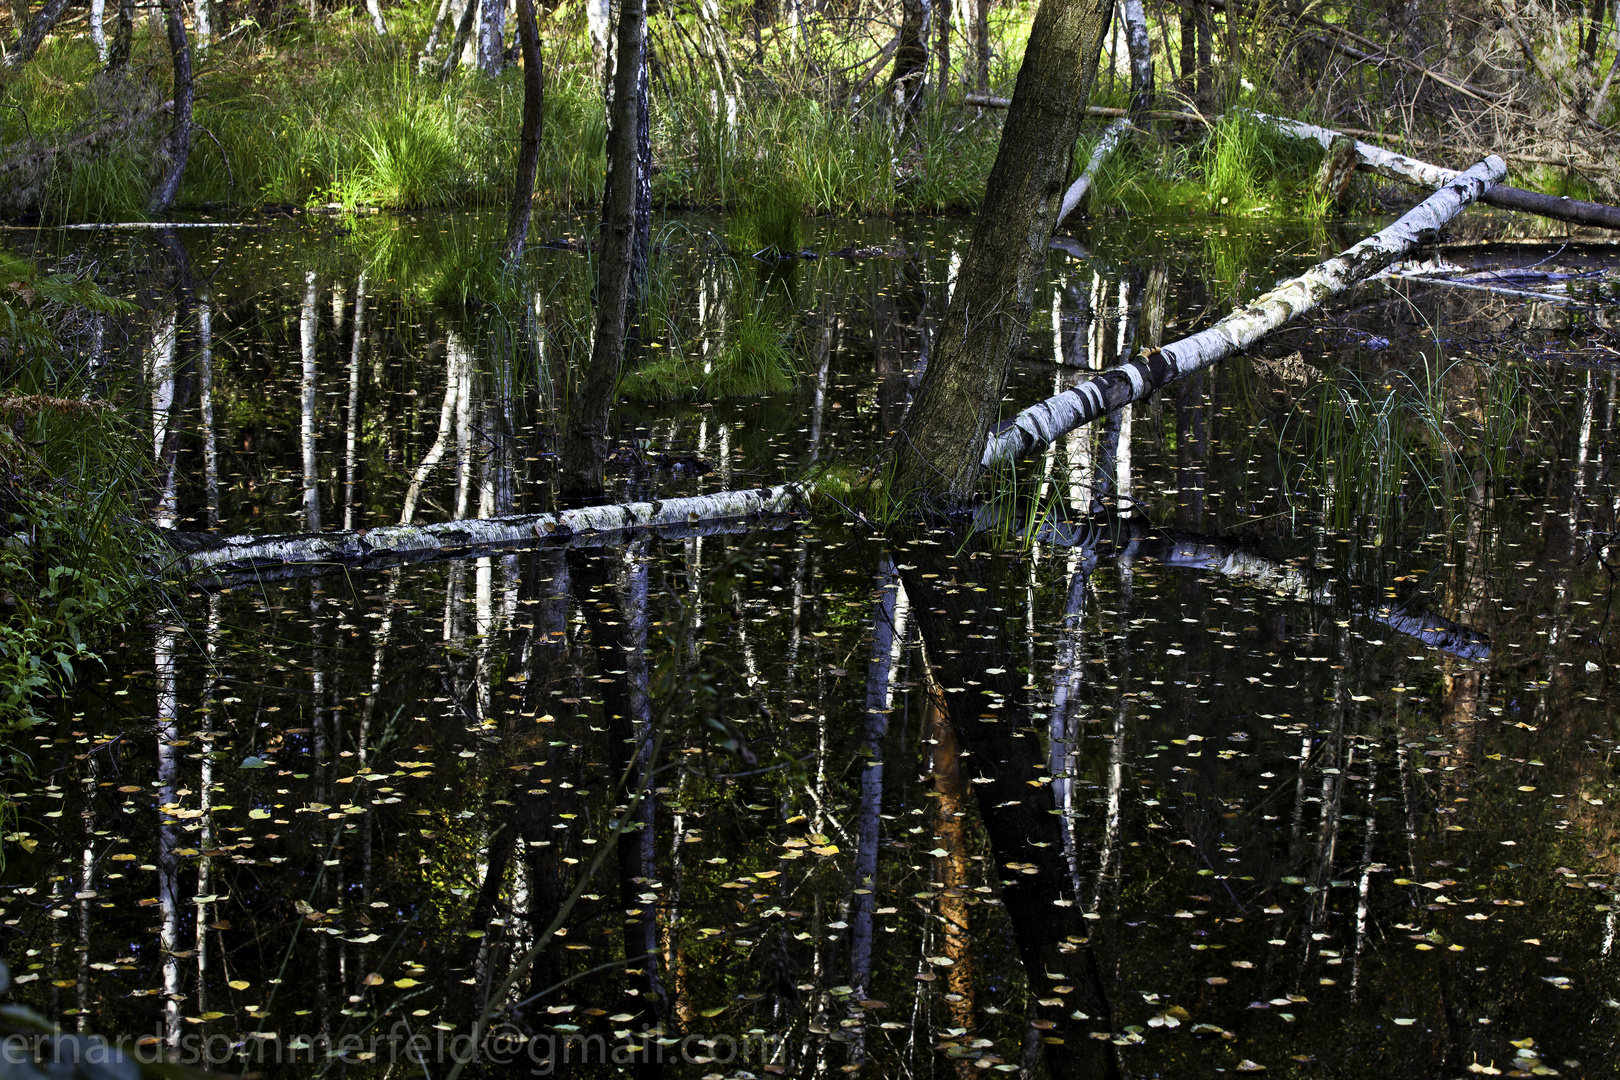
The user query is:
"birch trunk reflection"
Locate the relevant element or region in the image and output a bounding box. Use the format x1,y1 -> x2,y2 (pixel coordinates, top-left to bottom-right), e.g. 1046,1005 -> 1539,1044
850,555 -> 908,1009
572,540 -> 667,1070
154,618 -> 183,1051
897,540 -> 1120,1080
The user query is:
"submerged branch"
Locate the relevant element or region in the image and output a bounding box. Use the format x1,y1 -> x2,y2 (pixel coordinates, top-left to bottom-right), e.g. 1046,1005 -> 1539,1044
981,156 -> 1506,468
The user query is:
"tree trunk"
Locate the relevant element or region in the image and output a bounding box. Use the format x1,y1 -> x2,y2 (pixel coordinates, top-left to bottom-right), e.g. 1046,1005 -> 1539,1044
365,0 -> 387,34
90,0 -> 107,61
560,0 -> 650,501
1257,113 -> 1620,231
889,0 -> 1115,507
4,0 -> 73,67
973,0 -> 990,89
148,0 -> 195,216
981,155 -> 1506,468
478,0 -> 506,73
438,0 -> 480,80
194,0 -> 213,53
419,0 -> 453,69
889,0 -> 932,115
1121,0 -> 1152,116
105,0 -> 134,74
502,0 -> 544,262
1054,116 -> 1127,227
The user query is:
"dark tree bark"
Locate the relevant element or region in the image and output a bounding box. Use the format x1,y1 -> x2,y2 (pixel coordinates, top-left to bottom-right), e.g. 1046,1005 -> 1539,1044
106,0 -> 134,74
898,542 -> 1121,1080
973,0 -> 991,88
502,0 -> 545,263
148,0 -> 194,216
889,0 -> 1115,507
560,0 -> 650,501
438,0 -> 480,80
4,0 -> 73,67
889,0 -> 931,115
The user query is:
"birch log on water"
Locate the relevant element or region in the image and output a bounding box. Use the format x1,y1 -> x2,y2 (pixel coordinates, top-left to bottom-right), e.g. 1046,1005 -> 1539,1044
1255,113 -> 1620,232
161,484 -> 807,579
982,155 -> 1506,468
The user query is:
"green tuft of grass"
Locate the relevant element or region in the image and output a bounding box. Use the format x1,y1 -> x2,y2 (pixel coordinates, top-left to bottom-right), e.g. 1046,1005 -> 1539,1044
621,302 -> 801,400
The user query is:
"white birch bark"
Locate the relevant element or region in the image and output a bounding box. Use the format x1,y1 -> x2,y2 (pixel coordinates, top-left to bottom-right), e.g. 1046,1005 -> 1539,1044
90,0 -> 108,60
401,332 -> 465,525
149,311 -> 179,530
344,272 -> 367,531
1055,118 -> 1128,228
197,296 -> 218,527
167,483 -> 810,578
1255,111 -> 1620,230
300,271 -> 321,532
984,155 -> 1507,468
193,0 -> 211,52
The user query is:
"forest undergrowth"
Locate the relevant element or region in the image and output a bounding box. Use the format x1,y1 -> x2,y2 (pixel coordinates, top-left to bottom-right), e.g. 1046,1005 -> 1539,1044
5,0 -> 1614,226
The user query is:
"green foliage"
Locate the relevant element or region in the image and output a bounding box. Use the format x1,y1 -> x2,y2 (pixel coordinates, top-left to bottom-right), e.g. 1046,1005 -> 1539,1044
0,256 -> 150,801
725,174 -> 808,256
620,300 -> 801,400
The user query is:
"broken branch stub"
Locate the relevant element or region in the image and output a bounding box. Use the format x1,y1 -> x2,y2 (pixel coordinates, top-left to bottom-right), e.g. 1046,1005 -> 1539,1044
982,155 -> 1507,468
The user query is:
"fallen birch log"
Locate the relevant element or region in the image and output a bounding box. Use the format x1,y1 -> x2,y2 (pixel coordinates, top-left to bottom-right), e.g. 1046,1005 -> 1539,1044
981,155 -> 1506,468
160,484 -> 808,580
1256,113 -> 1620,231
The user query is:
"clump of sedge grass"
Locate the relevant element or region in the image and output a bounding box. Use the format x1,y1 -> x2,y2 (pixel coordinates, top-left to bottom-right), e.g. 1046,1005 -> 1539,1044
621,303 -> 800,400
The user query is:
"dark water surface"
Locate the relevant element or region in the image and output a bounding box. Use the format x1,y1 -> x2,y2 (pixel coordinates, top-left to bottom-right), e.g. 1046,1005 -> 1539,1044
3,210 -> 1619,1079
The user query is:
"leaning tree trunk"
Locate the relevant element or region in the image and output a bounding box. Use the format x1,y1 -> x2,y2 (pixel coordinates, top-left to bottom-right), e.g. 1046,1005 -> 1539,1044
148,0 -> 194,216
1256,113 -> 1620,231
502,0 -> 544,262
438,0 -> 480,80
4,0 -> 73,67
981,156 -> 1507,467
1054,0 -> 1149,227
560,0 -> 650,501
890,0 -> 1116,507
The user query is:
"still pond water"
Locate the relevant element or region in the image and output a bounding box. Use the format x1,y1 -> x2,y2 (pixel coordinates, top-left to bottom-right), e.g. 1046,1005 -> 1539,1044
4,209 -> 1620,1079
